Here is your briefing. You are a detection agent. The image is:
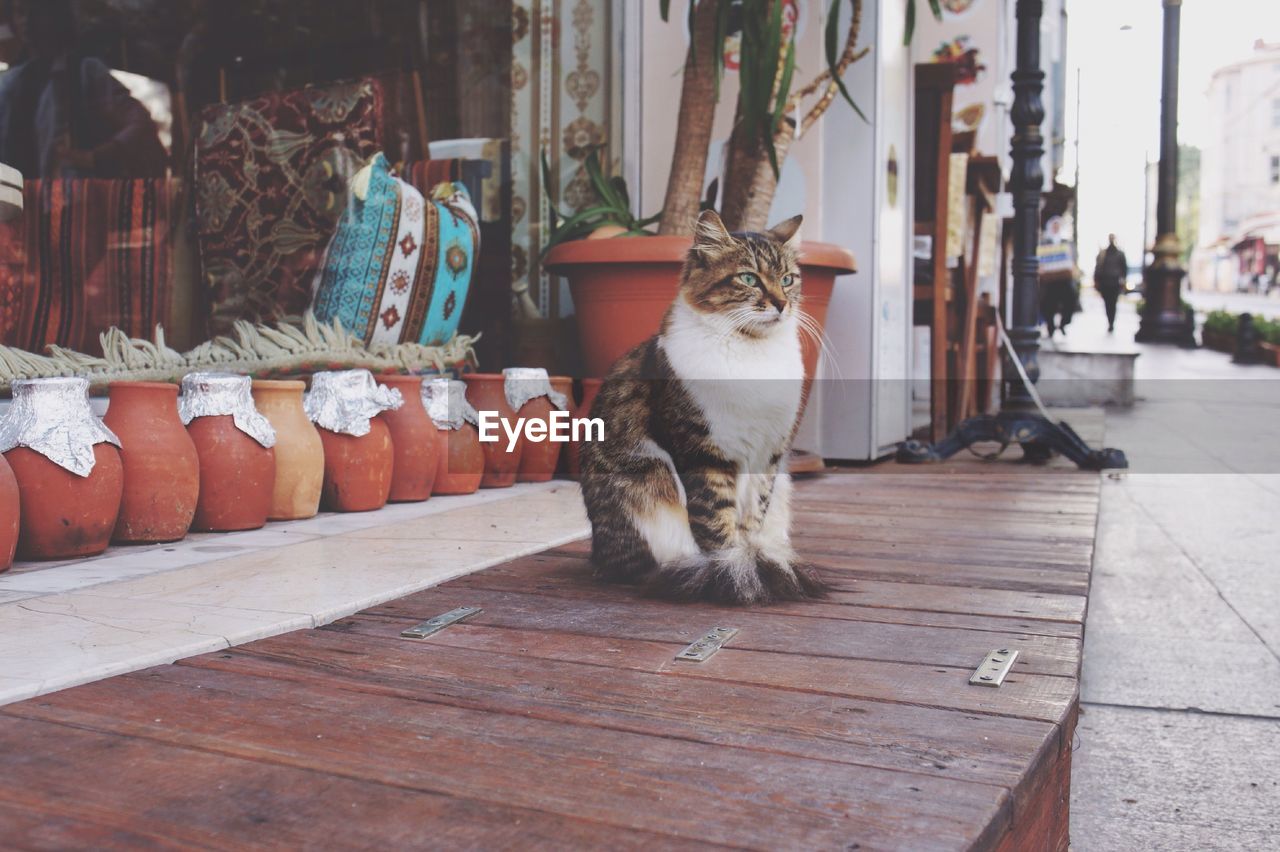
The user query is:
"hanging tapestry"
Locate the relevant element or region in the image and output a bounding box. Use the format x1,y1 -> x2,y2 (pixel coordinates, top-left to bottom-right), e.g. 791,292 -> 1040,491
194,78 -> 384,335
0,177 -> 172,355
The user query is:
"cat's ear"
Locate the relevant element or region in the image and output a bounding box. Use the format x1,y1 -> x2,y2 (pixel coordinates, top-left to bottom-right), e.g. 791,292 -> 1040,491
693,209 -> 732,251
766,214 -> 803,246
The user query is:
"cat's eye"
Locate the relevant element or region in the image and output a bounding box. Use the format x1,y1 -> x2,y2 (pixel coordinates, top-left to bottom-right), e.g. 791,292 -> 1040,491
782,273 -> 797,287
739,272 -> 760,287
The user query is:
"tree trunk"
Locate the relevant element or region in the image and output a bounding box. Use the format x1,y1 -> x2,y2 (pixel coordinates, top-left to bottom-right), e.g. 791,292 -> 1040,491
720,116 -> 794,233
657,0 -> 721,236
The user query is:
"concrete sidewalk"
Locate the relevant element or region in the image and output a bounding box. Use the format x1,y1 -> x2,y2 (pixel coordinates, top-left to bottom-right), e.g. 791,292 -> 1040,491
1066,292 -> 1280,850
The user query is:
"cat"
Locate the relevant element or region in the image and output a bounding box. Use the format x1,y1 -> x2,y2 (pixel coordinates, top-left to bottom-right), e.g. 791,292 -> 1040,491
578,209 -> 826,604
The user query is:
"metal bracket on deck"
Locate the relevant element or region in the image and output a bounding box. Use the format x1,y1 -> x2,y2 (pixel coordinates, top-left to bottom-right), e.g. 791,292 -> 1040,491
675,626 -> 739,662
400,606 -> 482,639
970,648 -> 1019,687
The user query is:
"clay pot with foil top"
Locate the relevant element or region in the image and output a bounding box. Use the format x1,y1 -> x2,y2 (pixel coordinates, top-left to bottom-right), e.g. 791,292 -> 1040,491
179,373 -> 277,532
252,380 -> 324,521
462,373 -> 522,488
375,374 -> 438,502
306,369 -> 401,512
104,381 -> 200,544
423,378 -> 484,495
0,377 -> 123,560
0,455 -> 16,572
505,368 -> 569,483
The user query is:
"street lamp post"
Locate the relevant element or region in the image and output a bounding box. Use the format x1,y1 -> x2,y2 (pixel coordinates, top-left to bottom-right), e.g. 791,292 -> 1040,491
896,0 -> 1126,470
1136,0 -> 1196,346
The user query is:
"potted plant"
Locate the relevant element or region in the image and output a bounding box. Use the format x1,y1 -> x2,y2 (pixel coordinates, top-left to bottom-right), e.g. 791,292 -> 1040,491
1200,309 -> 1236,353
544,0 -> 937,378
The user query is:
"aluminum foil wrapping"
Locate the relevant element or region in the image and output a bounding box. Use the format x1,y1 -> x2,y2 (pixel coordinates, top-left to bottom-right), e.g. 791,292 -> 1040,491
305,369 -> 402,437
0,377 -> 120,477
503,367 -> 568,412
178,372 -> 277,448
422,378 -> 478,430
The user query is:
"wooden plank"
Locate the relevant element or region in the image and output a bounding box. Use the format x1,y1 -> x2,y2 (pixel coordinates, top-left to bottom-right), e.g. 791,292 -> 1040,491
5,667 -> 1014,850
451,552 -> 1087,629
0,715 -> 672,850
177,636 -> 1060,793
547,539 -> 1092,597
325,615 -> 1078,725
0,799 -> 182,851
363,584 -> 1083,678
455,554 -> 1086,638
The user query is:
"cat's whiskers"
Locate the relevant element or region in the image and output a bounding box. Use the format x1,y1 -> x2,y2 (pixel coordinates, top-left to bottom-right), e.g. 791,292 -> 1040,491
794,308 -> 844,382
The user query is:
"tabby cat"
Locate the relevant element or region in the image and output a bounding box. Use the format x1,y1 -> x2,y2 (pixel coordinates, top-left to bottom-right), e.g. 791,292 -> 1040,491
579,210 -> 826,604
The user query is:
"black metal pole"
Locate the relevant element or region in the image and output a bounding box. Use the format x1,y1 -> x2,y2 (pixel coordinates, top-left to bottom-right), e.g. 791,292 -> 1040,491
1004,0 -> 1045,411
1137,0 -> 1196,346
1155,0 -> 1179,238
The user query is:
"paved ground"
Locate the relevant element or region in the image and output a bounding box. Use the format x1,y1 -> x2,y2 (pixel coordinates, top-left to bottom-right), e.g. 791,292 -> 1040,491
1065,291 -> 1280,850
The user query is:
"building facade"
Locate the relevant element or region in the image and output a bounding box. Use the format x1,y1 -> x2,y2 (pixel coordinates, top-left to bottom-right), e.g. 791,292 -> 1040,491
1192,40 -> 1280,292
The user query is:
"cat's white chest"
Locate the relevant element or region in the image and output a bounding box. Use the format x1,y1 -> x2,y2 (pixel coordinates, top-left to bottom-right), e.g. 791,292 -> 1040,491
660,301 -> 803,465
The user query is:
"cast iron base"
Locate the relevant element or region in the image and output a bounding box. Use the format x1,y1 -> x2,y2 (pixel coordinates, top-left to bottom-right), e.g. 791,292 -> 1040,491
896,411 -> 1128,471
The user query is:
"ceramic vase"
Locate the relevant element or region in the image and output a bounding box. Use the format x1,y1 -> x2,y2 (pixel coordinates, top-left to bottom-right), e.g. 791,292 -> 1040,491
0,455 -> 20,572
376,374 -> 438,503
104,381 -> 200,543
566,378 -> 603,480
252,380 -> 324,521
423,378 -> 484,495
306,370 -> 400,513
0,377 -> 123,560
507,368 -> 567,483
180,373 -> 277,533
463,373 -> 522,488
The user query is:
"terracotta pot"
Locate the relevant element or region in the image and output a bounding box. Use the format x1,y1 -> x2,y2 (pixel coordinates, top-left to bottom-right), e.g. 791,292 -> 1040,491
252,380 -> 324,520
463,373 -> 523,488
565,377 -> 604,480
0,455 -> 19,572
544,236 -> 856,379
317,420 -> 394,512
548,376 -> 574,477
103,382 -> 200,544
376,375 -> 438,502
434,423 -> 485,495
6,445 -> 123,560
510,369 -> 563,484
187,416 -> 276,531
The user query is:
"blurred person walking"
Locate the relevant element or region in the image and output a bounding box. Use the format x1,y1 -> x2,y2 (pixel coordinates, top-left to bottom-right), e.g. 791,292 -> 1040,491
1093,234 -> 1128,333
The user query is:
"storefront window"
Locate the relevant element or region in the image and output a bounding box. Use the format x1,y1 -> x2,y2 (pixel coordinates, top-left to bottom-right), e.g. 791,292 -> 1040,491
0,0 -> 515,368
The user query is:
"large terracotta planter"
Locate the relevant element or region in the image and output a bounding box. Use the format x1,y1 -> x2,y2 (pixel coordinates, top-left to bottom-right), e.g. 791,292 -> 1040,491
462,373 -> 523,488
544,236 -> 856,378
0,377 -> 123,560
507,368 -> 567,483
565,377 -> 603,481
549,375 -> 574,477
306,370 -> 400,512
104,381 -> 200,544
0,455 -> 16,572
424,378 -> 484,495
376,374 -> 438,502
252,380 -> 324,521
180,373 -> 277,533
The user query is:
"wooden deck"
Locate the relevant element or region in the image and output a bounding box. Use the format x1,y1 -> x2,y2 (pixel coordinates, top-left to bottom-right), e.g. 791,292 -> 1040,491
0,470 -> 1099,850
